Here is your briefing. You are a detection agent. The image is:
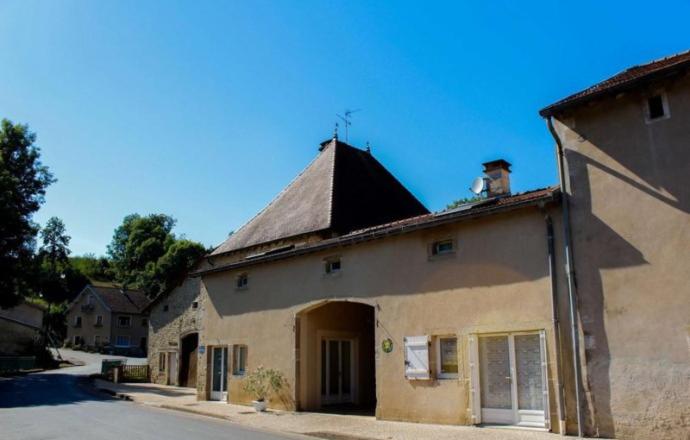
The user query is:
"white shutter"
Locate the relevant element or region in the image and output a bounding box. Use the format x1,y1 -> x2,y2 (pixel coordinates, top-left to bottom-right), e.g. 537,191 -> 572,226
539,330 -> 550,430
404,336 -> 430,380
468,334 -> 481,424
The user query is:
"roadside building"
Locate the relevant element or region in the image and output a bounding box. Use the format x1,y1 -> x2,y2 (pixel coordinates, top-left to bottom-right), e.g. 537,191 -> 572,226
540,50 -> 690,439
146,276 -> 202,388
65,284 -> 150,355
0,300 -> 46,355
191,138 -> 569,432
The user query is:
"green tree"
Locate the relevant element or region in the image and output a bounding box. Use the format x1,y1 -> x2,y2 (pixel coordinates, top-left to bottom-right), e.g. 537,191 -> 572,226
0,119 -> 55,308
39,217 -> 71,272
107,214 -> 204,297
445,196 -> 483,210
70,253 -> 113,282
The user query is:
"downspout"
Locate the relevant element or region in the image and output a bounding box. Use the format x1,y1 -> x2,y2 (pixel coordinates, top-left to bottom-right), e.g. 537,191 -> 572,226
547,116 -> 584,437
541,207 -> 566,434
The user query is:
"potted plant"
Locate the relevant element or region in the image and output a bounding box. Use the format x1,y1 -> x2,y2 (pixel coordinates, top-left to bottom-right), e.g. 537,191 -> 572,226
242,366 -> 285,412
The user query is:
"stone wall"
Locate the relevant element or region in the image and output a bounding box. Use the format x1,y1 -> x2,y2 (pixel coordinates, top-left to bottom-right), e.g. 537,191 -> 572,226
148,276 -> 202,388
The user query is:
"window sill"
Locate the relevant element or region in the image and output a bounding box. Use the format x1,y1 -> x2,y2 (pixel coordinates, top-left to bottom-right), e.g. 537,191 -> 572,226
428,252 -> 456,262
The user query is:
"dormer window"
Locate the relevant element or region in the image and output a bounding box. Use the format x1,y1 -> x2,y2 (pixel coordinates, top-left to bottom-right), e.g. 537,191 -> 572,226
324,257 -> 341,275
236,273 -> 249,290
645,92 -> 670,123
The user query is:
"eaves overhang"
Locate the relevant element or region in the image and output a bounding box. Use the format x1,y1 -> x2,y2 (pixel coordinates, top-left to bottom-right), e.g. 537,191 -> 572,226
192,188 -> 561,278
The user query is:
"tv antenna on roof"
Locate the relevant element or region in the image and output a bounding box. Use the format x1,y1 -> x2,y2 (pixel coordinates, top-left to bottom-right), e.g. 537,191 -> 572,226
336,108 -> 361,143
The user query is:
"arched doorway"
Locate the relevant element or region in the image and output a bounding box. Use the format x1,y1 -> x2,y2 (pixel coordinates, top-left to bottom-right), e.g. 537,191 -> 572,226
179,332 -> 198,388
297,301 -> 376,414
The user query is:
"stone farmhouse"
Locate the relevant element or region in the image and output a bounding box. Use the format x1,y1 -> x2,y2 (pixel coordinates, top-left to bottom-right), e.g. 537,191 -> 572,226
147,50 -> 690,439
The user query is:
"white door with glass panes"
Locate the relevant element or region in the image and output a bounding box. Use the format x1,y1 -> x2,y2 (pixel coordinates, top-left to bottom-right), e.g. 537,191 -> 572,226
210,346 -> 228,401
320,339 -> 354,405
475,332 -> 549,428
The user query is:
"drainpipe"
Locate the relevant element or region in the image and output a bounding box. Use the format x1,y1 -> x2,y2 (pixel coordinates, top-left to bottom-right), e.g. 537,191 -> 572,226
542,208 -> 566,435
547,116 -> 584,437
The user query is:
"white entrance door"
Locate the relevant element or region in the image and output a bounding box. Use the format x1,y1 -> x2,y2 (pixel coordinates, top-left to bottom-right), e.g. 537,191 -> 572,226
478,332 -> 549,428
210,346 -> 228,401
320,339 -> 353,405
168,352 -> 178,386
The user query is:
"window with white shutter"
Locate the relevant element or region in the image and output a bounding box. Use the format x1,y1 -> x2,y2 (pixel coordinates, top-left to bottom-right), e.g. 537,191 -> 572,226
404,335 -> 430,380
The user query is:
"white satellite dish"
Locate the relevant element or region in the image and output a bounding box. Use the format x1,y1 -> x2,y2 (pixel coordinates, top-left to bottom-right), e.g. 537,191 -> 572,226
470,176 -> 486,195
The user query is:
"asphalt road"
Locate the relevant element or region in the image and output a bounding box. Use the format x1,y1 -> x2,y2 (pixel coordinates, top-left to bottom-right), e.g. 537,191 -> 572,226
0,351 -> 300,440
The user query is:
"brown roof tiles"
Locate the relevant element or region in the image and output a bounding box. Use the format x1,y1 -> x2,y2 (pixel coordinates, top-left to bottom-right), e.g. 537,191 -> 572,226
540,50 -> 690,117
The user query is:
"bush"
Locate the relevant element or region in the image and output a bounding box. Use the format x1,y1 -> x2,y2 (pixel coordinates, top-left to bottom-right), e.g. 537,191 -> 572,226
242,366 -> 285,402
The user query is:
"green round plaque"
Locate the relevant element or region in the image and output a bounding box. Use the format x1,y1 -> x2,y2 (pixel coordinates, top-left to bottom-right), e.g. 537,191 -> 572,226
382,338 -> 393,353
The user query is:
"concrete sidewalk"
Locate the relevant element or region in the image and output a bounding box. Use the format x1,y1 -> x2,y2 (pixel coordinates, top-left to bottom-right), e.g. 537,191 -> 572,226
93,380 -> 560,440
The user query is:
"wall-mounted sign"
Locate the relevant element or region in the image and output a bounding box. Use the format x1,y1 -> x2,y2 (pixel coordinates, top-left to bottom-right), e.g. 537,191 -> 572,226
199,345 -> 205,354
382,338 -> 393,353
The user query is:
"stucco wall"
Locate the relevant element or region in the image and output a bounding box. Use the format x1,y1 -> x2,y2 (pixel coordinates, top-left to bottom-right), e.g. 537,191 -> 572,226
148,277 -> 202,388
200,206 -> 568,430
553,74 -> 690,439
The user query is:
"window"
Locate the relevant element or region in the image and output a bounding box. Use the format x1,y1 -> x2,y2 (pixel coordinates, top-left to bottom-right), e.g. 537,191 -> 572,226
115,335 -> 130,347
192,301 -> 199,309
94,335 -> 101,346
236,273 -> 248,290
232,345 -> 248,376
324,257 -> 341,274
645,92 -> 670,123
95,315 -> 103,326
74,316 -> 82,327
117,316 -> 131,327
163,305 -> 169,312
431,239 -> 454,256
141,318 -> 148,326
159,352 -> 166,372
436,336 -> 459,379
404,336 -> 430,380
73,335 -> 80,345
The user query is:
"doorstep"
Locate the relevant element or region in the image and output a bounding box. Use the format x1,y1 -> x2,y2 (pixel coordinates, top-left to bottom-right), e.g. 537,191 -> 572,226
91,380 -> 560,440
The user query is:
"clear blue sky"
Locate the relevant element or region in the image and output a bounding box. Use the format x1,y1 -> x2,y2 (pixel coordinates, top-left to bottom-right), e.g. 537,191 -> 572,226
1,1 -> 688,255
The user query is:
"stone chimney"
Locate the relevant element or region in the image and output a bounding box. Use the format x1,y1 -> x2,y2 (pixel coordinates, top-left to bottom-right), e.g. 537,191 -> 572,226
482,159 -> 511,197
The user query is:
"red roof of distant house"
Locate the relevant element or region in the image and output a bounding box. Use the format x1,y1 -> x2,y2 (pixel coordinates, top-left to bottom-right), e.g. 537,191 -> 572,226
540,50 -> 690,117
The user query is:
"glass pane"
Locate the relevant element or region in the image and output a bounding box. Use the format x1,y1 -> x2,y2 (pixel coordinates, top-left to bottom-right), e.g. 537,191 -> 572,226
321,340 -> 327,395
329,340 -> 339,396
341,341 -> 351,394
440,338 -> 458,374
212,348 -> 222,391
222,347 -> 228,391
515,335 -> 543,410
479,336 -> 511,409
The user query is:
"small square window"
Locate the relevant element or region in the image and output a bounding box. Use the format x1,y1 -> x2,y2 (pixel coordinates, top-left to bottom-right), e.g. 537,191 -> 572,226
117,316 -> 131,327
95,315 -> 103,326
163,305 -> 169,312
436,336 -> 458,379
236,273 -> 249,289
141,318 -> 148,326
325,258 -> 341,274
75,316 -> 82,327
233,345 -> 248,376
192,301 -> 199,309
431,239 -> 454,256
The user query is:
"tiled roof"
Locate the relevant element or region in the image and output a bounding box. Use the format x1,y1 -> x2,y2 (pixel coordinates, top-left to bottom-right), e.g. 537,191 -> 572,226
91,285 -> 150,314
211,139 -> 429,255
540,50 -> 690,117
195,186 -> 560,276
